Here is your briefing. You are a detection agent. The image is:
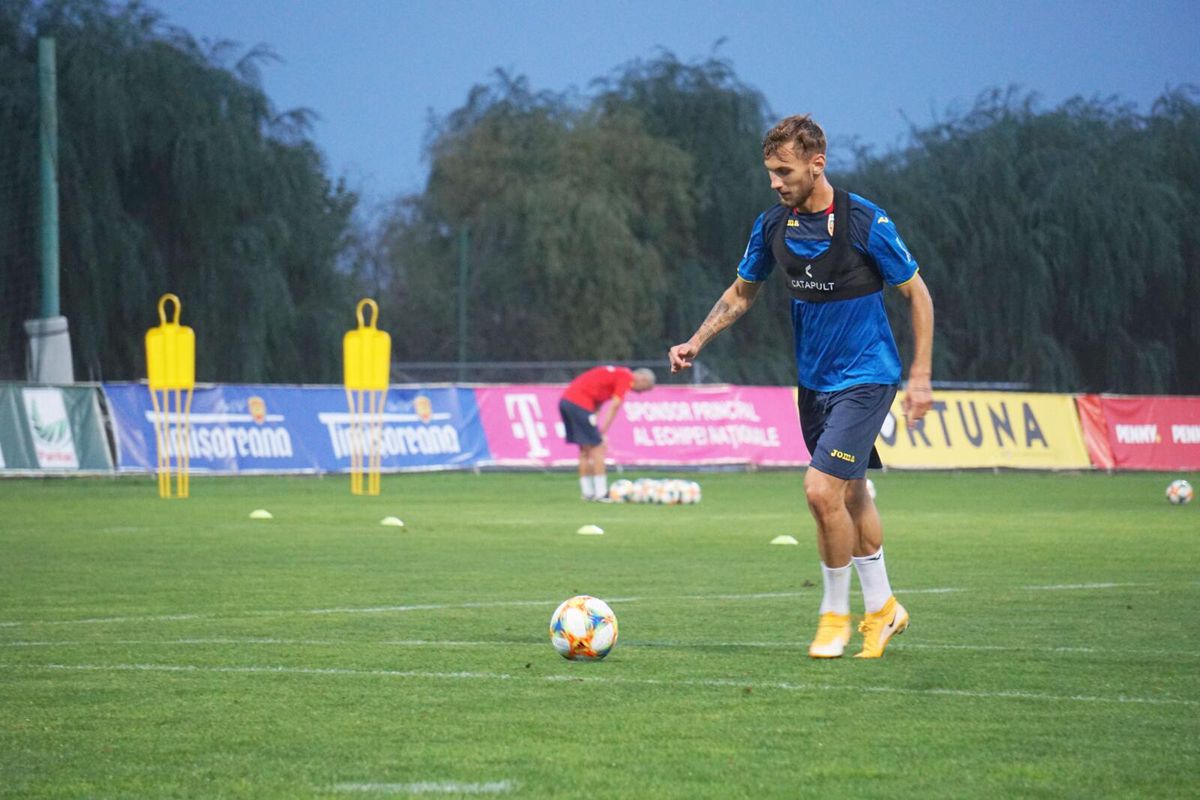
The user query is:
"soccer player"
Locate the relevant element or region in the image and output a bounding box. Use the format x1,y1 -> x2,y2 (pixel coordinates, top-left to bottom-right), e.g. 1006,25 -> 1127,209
668,115 -> 934,659
559,365 -> 656,501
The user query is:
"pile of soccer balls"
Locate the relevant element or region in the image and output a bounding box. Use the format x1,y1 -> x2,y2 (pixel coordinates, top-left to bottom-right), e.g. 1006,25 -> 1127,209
608,478 -> 701,505
1166,479 -> 1193,505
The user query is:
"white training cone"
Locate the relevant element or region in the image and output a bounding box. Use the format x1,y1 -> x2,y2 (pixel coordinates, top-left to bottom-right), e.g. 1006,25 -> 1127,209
249,509 -> 273,520
576,524 -> 604,535
770,534 -> 799,545
380,516 -> 405,527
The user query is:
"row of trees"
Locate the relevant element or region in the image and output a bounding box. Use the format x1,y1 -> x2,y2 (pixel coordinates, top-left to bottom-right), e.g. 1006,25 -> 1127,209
2,1 -> 1196,392
853,86 -> 1200,394
1,0 -> 356,382
385,69 -> 1199,393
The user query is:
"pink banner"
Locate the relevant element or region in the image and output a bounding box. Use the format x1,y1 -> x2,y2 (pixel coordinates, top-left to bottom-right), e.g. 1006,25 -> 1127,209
1077,394 -> 1200,470
474,384 -> 809,467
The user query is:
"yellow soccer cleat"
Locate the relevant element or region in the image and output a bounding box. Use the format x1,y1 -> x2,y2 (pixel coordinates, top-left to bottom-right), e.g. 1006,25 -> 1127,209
808,612 -> 852,658
854,596 -> 909,659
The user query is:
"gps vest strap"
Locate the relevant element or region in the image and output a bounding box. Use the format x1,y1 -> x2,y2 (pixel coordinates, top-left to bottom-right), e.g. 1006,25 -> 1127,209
771,187 -> 883,302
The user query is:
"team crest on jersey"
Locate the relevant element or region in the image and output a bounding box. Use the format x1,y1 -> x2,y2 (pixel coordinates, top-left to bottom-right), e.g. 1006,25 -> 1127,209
827,212 -> 836,237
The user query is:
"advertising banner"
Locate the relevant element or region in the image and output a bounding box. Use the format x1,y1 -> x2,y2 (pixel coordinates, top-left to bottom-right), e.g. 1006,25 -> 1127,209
876,390 -> 1091,469
1075,395 -> 1200,470
103,383 -> 490,474
474,384 -> 809,467
1074,395 -> 1114,470
0,384 -> 113,473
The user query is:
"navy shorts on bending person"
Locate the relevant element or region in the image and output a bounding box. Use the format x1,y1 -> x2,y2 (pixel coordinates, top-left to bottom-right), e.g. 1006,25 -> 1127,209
798,383 -> 897,480
559,398 -> 601,446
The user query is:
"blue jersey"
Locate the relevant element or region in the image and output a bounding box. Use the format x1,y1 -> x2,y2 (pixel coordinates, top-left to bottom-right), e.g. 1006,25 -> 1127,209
736,192 -> 919,392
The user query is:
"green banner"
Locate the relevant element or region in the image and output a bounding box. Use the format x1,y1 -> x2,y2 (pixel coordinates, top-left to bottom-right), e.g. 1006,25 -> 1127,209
0,384 -> 113,473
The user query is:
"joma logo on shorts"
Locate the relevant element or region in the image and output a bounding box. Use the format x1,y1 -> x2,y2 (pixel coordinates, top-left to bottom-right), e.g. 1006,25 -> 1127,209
830,449 -> 856,463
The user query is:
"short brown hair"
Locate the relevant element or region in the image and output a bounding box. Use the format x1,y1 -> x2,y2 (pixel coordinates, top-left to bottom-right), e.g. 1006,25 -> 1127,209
763,114 -> 826,158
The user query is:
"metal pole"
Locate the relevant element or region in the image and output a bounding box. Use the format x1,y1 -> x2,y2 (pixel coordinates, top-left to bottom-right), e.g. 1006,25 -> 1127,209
456,226 -> 469,383
24,36 -> 73,383
38,37 -> 60,319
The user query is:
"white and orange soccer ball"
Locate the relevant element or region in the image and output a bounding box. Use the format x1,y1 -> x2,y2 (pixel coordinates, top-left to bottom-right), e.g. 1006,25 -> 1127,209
549,595 -> 618,661
1166,479 -> 1193,505
608,479 -> 634,503
660,480 -> 682,505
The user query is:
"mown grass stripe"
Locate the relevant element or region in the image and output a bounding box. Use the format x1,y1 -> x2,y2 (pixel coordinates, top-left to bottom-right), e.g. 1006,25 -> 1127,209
6,661 -> 1194,708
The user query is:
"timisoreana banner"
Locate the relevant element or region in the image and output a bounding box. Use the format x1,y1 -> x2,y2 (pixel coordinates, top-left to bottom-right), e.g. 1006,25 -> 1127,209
876,390 -> 1091,469
103,383 -> 490,474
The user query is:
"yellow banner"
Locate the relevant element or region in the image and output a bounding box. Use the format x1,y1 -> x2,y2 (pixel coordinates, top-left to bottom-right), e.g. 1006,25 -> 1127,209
877,391 -> 1090,469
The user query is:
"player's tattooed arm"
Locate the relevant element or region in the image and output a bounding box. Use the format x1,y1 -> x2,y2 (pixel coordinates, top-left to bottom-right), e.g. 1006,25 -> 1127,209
669,279 -> 760,372
695,279 -> 760,346
694,298 -> 736,348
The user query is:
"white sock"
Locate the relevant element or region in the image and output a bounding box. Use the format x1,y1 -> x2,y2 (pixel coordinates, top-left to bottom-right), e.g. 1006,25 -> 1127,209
852,547 -> 893,614
818,561 -> 852,615
580,477 -> 593,499
592,474 -> 608,500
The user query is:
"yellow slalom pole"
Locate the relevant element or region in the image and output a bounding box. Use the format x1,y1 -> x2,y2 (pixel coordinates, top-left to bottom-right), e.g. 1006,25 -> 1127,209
369,388 -> 384,496
180,386 -> 193,498
347,387 -> 363,495
150,386 -> 168,498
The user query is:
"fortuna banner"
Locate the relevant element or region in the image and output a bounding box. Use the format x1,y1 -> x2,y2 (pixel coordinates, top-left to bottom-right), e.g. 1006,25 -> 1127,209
876,390 -> 1092,469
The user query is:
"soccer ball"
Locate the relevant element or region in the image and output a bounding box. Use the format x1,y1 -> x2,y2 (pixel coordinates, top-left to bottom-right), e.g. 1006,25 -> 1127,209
549,595 -> 618,661
608,479 -> 633,503
1166,479 -> 1193,505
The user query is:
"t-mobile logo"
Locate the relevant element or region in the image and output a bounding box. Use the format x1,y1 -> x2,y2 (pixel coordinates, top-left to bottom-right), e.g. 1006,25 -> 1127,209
505,393 -> 552,457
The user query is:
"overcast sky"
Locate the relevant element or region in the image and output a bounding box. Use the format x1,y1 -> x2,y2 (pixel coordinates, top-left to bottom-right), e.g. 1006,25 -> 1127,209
152,0 -> 1200,205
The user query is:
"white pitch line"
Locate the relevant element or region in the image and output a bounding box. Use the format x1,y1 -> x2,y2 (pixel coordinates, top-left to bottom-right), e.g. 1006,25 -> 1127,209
1020,582 -> 1147,590
0,638 -> 351,648
2,637 -> 1196,659
0,613 -> 206,628
0,639 -> 530,649
628,640 -> 1200,659
0,582 -> 1161,629
3,662 -> 1195,708
0,591 -> 873,628
332,781 -> 516,795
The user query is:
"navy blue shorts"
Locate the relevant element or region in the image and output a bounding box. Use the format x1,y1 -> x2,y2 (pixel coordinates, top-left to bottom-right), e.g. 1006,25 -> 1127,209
559,399 -> 601,446
798,383 -> 897,480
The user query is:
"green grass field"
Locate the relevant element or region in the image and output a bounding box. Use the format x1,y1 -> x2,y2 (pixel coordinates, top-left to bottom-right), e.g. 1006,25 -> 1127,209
1,470 -> 1197,799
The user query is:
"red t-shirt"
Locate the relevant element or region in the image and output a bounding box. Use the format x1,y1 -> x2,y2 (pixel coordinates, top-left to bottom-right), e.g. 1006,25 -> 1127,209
562,366 -> 634,412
